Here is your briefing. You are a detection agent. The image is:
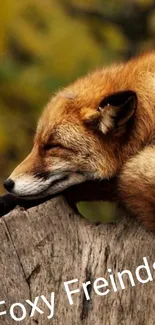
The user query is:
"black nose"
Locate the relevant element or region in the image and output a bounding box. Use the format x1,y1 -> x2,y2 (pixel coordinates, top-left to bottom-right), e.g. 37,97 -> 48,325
3,178 -> 15,192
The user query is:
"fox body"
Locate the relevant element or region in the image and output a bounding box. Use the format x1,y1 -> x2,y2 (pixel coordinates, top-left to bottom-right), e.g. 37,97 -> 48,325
4,52 -> 155,229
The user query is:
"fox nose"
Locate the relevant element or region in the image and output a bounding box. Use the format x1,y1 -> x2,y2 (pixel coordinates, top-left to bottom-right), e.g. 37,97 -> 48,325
3,178 -> 15,192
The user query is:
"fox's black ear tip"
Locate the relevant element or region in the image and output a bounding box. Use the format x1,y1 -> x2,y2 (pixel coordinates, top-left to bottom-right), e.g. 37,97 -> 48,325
124,91 -> 137,110
128,91 -> 137,103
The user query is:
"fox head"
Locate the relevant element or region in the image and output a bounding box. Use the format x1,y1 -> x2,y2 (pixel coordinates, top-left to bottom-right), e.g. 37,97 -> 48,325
4,56 -> 152,199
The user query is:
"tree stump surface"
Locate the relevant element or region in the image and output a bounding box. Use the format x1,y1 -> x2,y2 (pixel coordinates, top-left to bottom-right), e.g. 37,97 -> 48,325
0,196 -> 155,325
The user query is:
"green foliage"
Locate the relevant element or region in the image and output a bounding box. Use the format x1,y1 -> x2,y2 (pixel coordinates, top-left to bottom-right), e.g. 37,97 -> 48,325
76,201 -> 121,223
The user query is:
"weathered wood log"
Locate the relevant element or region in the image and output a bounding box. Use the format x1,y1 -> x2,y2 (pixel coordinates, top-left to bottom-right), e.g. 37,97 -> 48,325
0,197 -> 155,325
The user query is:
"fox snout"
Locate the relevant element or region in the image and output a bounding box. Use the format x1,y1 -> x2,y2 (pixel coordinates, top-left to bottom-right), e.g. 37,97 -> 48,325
3,151 -> 87,199
3,171 -> 85,200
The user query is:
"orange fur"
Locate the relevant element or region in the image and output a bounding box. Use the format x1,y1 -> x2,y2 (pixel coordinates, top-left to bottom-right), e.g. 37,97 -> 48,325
5,51 -> 155,230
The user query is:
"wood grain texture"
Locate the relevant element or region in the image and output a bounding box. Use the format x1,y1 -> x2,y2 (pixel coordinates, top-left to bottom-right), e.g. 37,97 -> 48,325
1,197 -> 155,324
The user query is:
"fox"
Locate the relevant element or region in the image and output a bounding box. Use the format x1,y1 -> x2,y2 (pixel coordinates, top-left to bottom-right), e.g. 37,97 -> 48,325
3,51 -> 155,230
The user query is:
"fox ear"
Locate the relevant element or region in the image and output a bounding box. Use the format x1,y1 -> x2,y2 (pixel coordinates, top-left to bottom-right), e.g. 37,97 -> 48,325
98,90 -> 137,134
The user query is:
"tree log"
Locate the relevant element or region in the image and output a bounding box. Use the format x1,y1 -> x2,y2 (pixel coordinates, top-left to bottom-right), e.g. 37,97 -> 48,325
0,197 -> 155,324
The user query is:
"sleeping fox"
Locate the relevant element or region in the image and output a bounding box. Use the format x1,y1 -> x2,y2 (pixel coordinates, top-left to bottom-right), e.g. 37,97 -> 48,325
3,51 -> 155,229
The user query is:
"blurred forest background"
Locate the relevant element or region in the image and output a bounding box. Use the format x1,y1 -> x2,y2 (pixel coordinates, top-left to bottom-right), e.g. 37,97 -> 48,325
0,0 -> 155,194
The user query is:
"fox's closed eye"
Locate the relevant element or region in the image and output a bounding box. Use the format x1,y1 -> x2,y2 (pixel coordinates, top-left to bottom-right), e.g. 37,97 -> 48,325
43,143 -> 64,151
